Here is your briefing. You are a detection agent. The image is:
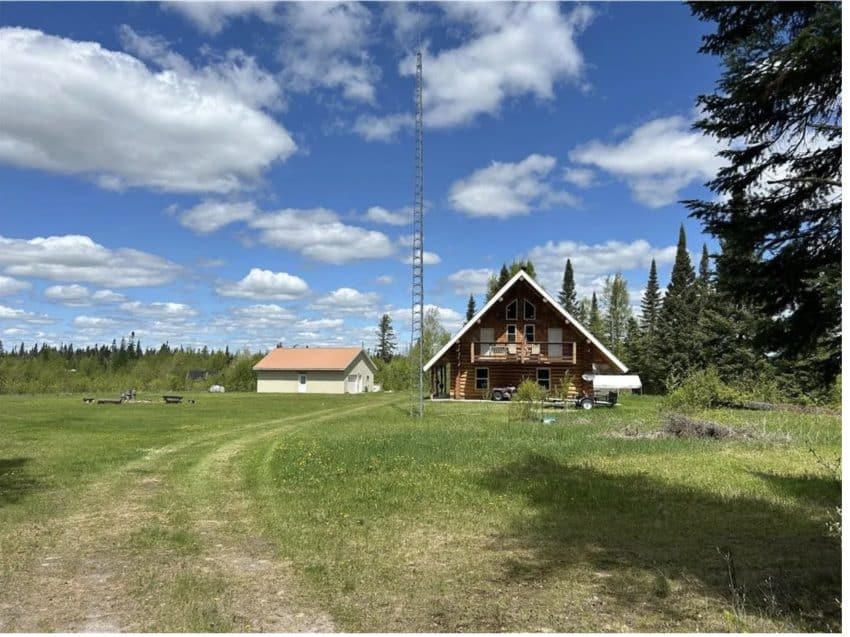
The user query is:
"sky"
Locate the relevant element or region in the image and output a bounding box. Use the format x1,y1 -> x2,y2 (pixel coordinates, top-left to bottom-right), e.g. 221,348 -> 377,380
0,1 -> 727,354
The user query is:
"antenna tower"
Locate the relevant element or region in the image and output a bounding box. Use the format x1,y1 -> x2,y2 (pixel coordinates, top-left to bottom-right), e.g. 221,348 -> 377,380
410,50 -> 424,418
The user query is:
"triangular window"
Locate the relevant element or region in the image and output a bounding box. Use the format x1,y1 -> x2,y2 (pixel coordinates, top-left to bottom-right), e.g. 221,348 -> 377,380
506,299 -> 517,320
524,300 -> 536,320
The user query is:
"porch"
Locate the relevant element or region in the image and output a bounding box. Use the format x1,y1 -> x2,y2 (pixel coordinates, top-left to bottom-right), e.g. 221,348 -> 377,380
471,341 -> 577,364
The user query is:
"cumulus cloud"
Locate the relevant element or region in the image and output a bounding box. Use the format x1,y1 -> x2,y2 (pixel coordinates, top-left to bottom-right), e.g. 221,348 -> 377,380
376,275 -> 394,285
0,304 -> 53,324
0,234 -> 181,287
178,200 -> 257,234
0,275 -> 30,296
364,205 -> 410,226
569,115 -> 726,207
118,25 -> 283,111
309,288 -> 379,314
217,268 -> 310,301
526,239 -> 678,299
353,113 -> 413,142
0,28 -> 296,193
296,318 -> 344,330
563,167 -> 596,188
278,2 -> 379,103
73,315 -> 120,330
402,251 -> 441,265
449,154 -> 578,218
387,304 -> 464,334
119,301 -> 198,319
446,268 -> 495,296
44,284 -> 91,306
163,1 -> 278,35
249,209 -> 396,264
400,3 -> 593,128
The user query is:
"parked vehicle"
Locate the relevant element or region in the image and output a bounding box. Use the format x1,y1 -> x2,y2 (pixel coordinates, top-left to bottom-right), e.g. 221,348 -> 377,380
489,385 -> 517,401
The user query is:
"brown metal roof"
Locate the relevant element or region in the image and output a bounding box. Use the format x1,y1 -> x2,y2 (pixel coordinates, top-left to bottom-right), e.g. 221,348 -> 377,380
253,347 -> 369,371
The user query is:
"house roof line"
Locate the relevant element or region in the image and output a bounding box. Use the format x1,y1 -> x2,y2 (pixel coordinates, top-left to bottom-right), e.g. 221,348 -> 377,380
253,346 -> 376,372
422,270 -> 628,373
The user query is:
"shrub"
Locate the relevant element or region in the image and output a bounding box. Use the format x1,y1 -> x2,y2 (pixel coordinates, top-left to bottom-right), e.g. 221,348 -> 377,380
508,379 -> 547,422
665,368 -> 743,411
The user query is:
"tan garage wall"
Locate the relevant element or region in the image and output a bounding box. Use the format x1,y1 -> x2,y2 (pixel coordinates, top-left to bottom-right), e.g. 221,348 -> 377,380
256,370 -> 347,394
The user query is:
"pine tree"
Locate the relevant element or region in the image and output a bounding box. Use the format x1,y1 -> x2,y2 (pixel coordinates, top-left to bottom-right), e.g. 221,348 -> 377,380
486,260 -> 537,299
375,314 -> 397,363
574,298 -> 590,325
466,295 -> 477,321
686,2 -> 841,389
656,224 -> 699,385
558,259 -> 578,314
640,259 -> 661,334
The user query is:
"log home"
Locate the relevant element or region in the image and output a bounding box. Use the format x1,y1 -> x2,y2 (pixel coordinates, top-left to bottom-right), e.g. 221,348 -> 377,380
424,270 -> 628,399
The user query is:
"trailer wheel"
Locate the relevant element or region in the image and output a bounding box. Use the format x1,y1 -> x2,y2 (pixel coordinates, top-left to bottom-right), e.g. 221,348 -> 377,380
491,390 -> 503,401
579,397 -> 594,410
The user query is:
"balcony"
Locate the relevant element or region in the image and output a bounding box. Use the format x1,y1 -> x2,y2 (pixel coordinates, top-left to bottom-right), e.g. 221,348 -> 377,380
472,341 -> 576,364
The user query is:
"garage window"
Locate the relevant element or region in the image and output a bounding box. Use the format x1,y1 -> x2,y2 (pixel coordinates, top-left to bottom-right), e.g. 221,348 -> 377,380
475,367 -> 489,390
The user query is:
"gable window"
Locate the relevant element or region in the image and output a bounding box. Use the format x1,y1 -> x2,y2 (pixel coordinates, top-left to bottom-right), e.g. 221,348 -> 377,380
524,300 -> 536,320
506,299 -> 518,320
506,324 -> 517,343
475,367 -> 489,390
537,368 -> 550,390
524,324 -> 535,342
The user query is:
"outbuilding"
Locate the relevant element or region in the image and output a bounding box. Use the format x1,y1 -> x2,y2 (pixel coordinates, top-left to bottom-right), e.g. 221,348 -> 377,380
253,346 -> 377,394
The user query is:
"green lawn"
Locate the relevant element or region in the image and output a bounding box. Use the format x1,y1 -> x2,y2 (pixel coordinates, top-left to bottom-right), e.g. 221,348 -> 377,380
0,392 -> 840,631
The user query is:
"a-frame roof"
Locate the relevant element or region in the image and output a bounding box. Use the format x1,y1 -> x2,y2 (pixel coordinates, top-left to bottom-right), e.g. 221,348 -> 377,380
423,270 -> 628,373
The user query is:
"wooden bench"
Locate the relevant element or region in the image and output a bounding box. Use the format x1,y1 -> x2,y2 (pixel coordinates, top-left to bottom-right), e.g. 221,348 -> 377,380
96,398 -> 123,405
162,395 -> 183,404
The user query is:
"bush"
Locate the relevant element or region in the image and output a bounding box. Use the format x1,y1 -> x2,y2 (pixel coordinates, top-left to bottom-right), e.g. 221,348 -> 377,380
665,368 -> 743,411
508,379 -> 547,422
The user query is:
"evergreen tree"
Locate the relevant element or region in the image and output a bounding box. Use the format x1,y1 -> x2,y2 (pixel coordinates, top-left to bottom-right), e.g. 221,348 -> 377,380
640,259 -> 662,334
486,259 -> 537,299
375,314 -> 397,363
574,298 -> 590,326
558,259 -> 578,314
588,292 -> 604,338
635,259 -> 663,393
656,225 -> 699,385
686,2 -> 841,389
466,294 -> 477,321
600,273 -> 631,357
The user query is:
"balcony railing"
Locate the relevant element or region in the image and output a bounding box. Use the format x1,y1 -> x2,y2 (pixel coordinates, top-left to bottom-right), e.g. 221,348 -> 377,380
472,341 -> 576,364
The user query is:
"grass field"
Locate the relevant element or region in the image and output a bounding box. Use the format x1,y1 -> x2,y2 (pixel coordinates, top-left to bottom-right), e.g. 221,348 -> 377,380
0,392 -> 840,631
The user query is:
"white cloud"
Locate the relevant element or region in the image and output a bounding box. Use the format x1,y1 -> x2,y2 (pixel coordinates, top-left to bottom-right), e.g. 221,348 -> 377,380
353,113 -> 413,142
120,301 -> 198,319
0,304 -> 53,324
73,315 -> 120,330
296,318 -> 344,330
310,288 -> 379,314
449,154 -> 578,218
0,234 -> 181,287
382,1 -> 431,47
278,2 -> 379,103
249,209 -> 396,264
569,115 -> 725,207
526,239 -> 678,300
387,304 -> 464,334
376,275 -> 394,285
91,289 -> 126,303
118,25 -> 283,111
0,28 -> 296,193
563,167 -> 596,188
402,251 -> 442,265
163,1 -> 278,35
0,275 -> 30,296
44,284 -> 91,306
178,200 -> 257,234
446,268 -> 495,296
397,3 -> 593,128
364,205 -> 410,226
217,268 -> 310,301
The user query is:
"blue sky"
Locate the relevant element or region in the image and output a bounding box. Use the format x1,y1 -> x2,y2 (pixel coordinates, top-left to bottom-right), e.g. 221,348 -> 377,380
0,1 -> 726,353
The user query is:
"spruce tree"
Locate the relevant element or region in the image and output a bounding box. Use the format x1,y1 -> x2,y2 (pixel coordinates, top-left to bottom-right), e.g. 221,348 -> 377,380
589,292 -> 604,338
686,2 -> 841,389
375,314 -> 397,363
640,259 -> 661,334
574,298 -> 590,325
600,273 -> 631,357
657,225 -> 699,385
466,295 -> 477,321
558,259 -> 578,314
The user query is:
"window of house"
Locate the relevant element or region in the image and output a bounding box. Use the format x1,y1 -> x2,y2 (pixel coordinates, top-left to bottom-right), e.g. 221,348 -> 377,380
524,300 -> 536,320
537,368 -> 550,390
506,324 -> 517,343
524,324 -> 535,342
506,299 -> 517,320
475,367 -> 489,390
